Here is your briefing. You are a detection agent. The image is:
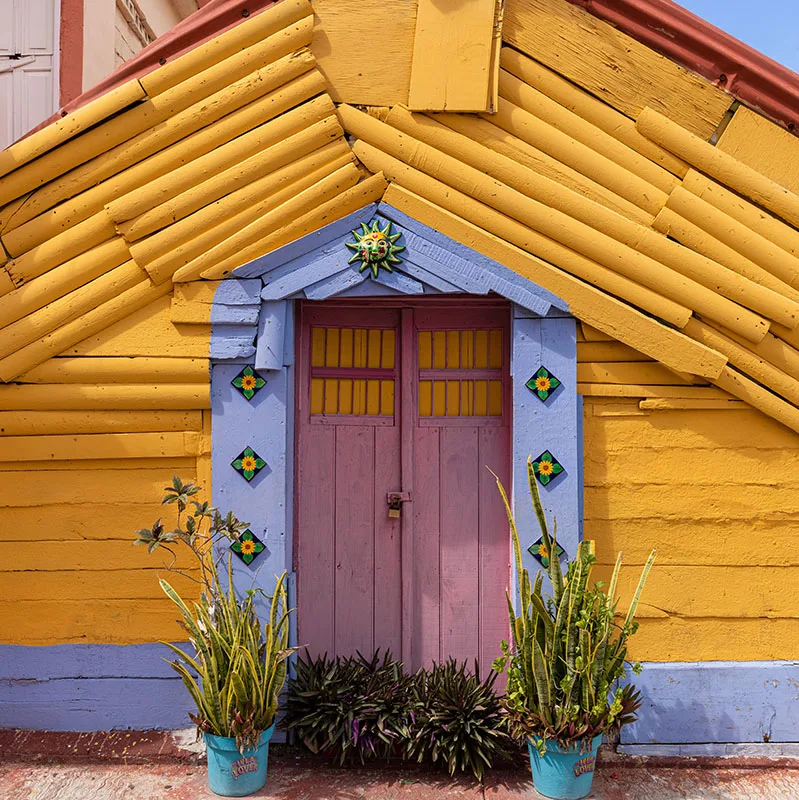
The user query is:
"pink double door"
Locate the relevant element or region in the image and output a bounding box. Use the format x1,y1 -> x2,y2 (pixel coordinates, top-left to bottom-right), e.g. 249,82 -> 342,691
295,299 -> 510,671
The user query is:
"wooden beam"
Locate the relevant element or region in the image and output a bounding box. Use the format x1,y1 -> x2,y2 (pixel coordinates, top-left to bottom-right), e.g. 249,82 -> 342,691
502,0 -> 731,139
140,0 -> 312,96
0,410 -> 202,436
0,432 -> 202,462
577,362 -> 695,386
0,384 -> 210,411
638,107 -> 799,230
18,357 -> 209,384
1,73 -> 327,246
409,0 -> 499,112
380,183 -> 726,378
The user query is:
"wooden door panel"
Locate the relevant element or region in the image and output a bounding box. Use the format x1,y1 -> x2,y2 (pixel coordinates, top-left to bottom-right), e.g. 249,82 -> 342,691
439,426 -> 481,664
334,425 -> 376,656
478,425 -> 511,674
412,425 -> 441,667
296,424 -> 336,657
374,424 -> 402,656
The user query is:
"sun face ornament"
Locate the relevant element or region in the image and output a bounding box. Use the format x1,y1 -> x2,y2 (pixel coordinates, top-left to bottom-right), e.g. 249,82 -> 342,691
345,220 -> 405,278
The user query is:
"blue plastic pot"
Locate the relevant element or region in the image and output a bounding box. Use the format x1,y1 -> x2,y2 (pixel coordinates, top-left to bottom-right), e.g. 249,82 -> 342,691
527,734 -> 602,800
204,723 -> 275,797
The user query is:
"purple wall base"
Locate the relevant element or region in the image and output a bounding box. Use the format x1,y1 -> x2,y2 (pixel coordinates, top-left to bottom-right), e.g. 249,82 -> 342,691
0,643 -> 193,731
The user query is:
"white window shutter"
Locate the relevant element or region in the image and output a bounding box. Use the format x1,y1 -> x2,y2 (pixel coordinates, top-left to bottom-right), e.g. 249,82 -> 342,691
0,0 -> 58,150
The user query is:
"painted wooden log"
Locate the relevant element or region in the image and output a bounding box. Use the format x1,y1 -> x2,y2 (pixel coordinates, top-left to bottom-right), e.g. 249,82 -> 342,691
123,117 -> 345,248
0,410 -> 202,436
711,365 -> 799,434
0,384 -> 210,411
682,170 -> 799,258
498,69 -> 677,194
19,357 -> 209,384
386,107 -> 799,329
498,46 -> 688,177
234,203 -> 379,277
707,326 -> 799,383
360,142 -> 692,328
666,186 -> 799,288
637,107 -> 799,229
1,73 -> 327,247
138,148 -> 353,283
0,80 -> 145,180
106,96 -> 333,229
380,183 -> 726,379
0,431 -> 202,462
578,384 -> 729,399
577,362 -> 695,386
652,208 -> 799,305
343,106 -> 769,343
684,319 -> 799,408
5,214 -> 117,282
486,97 -> 664,215
433,113 -> 653,225
502,0 -> 731,139
304,269 -> 369,300
0,262 -> 146,360
183,170 -> 384,283
0,239 -> 130,327
0,51 -> 317,229
0,280 -> 173,382
141,0 -> 312,95
199,174 -> 388,281
0,20 -> 315,206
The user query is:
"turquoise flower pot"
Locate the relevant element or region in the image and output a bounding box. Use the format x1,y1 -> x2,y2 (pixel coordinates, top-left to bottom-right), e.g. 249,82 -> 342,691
205,723 -> 275,797
527,734 -> 602,800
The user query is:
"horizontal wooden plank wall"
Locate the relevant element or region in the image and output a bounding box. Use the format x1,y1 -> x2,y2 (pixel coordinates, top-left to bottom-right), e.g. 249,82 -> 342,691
578,321 -> 799,662
0,296 -> 212,648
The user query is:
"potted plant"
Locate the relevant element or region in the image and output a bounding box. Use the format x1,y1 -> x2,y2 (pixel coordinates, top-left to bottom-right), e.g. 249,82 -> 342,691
133,477 -> 295,797
492,459 -> 655,800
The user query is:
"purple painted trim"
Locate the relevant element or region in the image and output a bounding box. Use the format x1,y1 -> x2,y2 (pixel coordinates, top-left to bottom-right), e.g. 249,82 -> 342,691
0,643 -> 193,731
623,661 -> 799,744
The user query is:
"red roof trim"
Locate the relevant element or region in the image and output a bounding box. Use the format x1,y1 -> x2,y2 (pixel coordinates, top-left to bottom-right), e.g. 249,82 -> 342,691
566,0 -> 799,134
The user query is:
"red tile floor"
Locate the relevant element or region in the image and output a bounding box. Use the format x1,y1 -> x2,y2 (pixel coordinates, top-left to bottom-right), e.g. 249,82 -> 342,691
1,731 -> 797,799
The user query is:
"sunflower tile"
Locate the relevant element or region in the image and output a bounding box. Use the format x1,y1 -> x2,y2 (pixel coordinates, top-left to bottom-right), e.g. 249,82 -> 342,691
526,366 -> 561,402
230,529 -> 266,565
231,446 -> 266,482
231,365 -> 266,400
532,450 -> 564,486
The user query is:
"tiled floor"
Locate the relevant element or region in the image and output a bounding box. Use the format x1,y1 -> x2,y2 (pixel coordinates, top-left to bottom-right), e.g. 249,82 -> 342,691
1,756 -> 798,800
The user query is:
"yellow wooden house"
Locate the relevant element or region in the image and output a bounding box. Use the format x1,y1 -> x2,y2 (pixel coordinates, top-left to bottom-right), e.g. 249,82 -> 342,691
1,0 -> 798,752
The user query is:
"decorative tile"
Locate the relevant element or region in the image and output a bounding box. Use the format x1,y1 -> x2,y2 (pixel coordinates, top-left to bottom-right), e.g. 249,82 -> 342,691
526,366 -> 561,402
231,529 -> 265,565
231,365 -> 266,401
528,536 -> 565,569
231,446 -> 266,482
532,450 -> 564,486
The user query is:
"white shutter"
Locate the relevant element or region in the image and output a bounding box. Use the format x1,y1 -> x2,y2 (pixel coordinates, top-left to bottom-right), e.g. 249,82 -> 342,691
0,0 -> 58,150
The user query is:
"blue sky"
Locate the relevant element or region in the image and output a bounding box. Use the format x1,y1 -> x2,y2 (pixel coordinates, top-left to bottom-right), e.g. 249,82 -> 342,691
678,0 -> 799,72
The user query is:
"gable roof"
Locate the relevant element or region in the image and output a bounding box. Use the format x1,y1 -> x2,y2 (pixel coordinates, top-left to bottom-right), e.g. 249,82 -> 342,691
2,0 -> 799,435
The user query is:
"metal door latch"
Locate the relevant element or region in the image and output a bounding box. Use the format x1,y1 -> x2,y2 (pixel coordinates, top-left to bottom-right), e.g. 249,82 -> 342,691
387,491 -> 411,519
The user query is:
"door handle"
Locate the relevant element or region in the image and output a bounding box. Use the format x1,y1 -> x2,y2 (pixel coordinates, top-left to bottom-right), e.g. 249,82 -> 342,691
387,491 -> 411,518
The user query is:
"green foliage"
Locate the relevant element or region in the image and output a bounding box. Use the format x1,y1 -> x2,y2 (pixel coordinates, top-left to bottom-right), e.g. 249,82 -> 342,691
283,650 -> 413,765
283,651 -> 513,780
134,476 -> 296,751
491,458 -> 655,754
405,660 -> 514,781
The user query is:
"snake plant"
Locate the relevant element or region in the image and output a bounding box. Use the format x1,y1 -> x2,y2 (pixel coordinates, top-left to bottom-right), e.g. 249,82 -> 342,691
134,477 -> 296,751
491,458 -> 655,754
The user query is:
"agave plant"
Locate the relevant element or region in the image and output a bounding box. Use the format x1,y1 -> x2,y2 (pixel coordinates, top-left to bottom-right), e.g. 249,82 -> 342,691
134,477 -> 296,751
491,458 -> 655,754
